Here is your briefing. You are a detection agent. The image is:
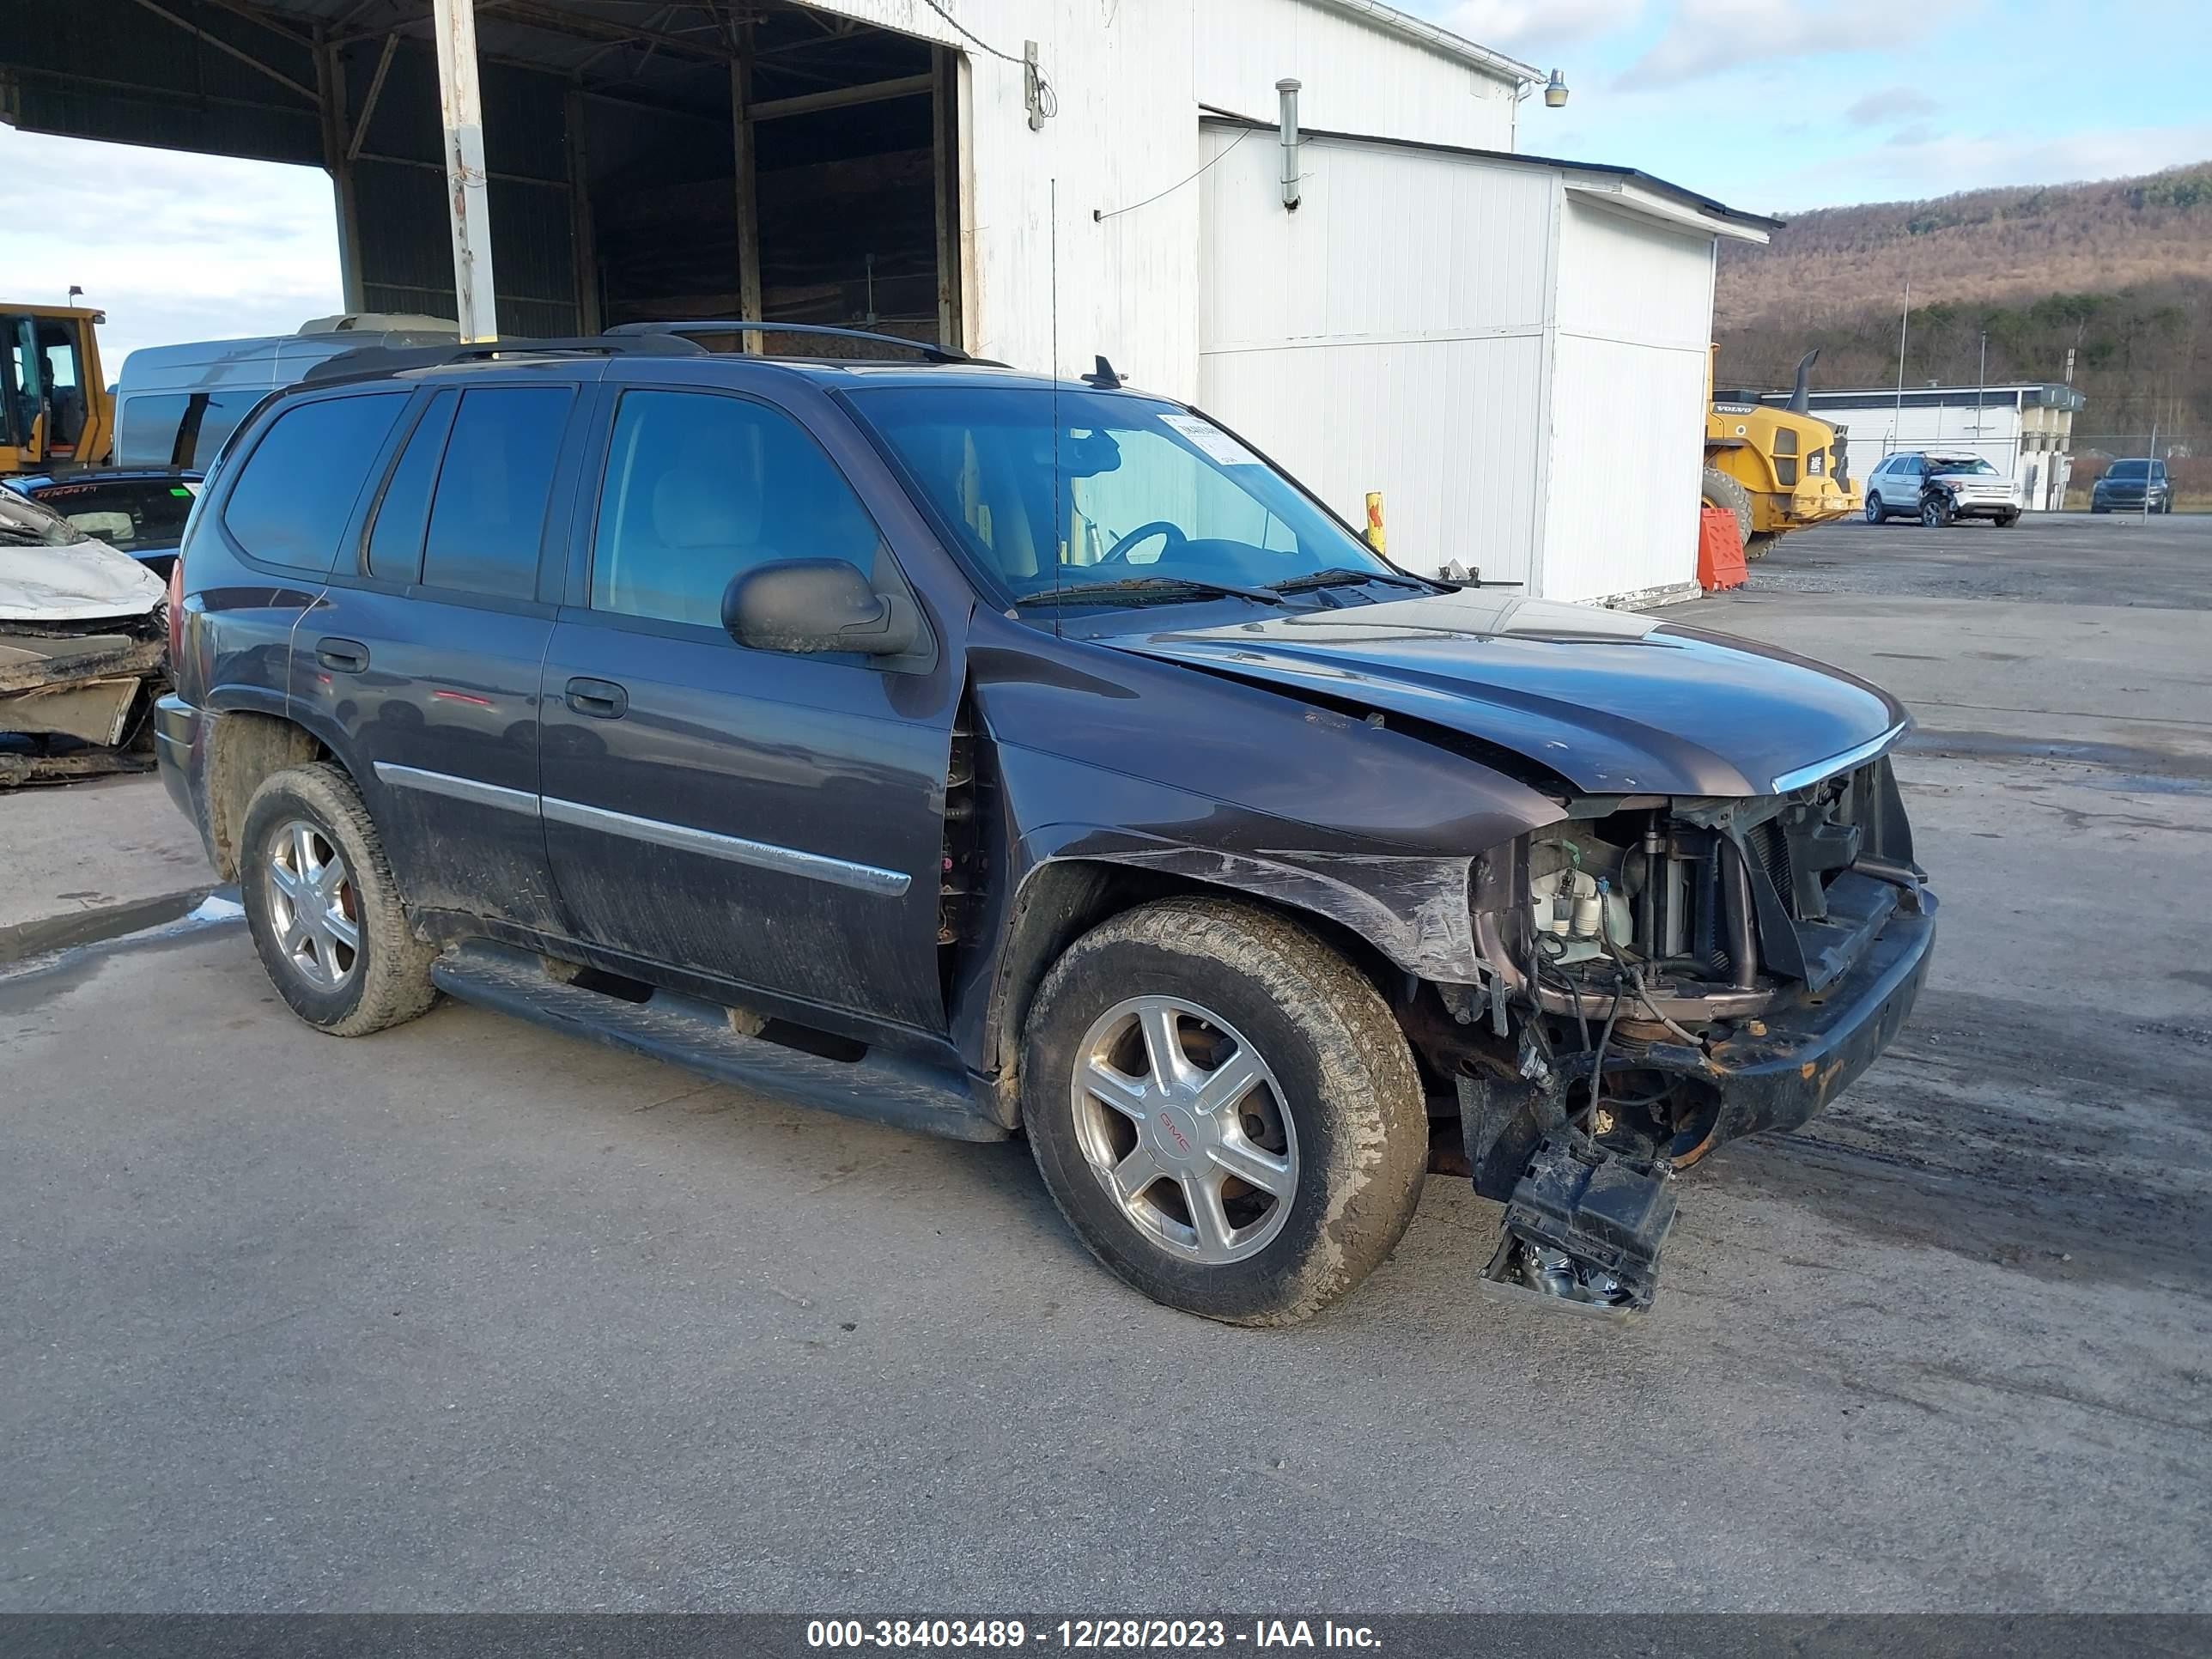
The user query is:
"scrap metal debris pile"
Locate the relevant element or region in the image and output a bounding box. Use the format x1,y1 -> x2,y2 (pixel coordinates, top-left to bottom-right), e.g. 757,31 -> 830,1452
1,488 -> 169,786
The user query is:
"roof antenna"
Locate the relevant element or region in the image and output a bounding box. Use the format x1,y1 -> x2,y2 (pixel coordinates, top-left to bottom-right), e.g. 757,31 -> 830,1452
1081,355 -> 1121,389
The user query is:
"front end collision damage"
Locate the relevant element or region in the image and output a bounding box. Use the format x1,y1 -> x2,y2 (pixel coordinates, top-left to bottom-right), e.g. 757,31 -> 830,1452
1447,754 -> 1936,1313
947,615 -> 1934,1316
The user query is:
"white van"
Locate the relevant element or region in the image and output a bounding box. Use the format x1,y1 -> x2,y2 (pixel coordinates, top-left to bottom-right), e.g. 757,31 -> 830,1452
111,314 -> 455,471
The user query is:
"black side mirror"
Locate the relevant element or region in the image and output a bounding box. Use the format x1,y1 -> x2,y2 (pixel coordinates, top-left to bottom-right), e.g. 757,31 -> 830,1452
722,559 -> 919,657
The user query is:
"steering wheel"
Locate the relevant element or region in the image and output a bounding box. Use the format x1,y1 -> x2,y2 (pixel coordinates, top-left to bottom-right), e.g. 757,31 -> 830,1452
1099,520 -> 1189,565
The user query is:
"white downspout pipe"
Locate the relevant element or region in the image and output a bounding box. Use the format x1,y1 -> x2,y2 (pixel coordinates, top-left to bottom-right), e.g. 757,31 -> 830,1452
432,0 -> 499,342
1277,78 -> 1301,210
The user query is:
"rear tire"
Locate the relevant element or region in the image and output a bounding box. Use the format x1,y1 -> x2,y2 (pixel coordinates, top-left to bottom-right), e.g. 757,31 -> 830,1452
1863,495 -> 1886,523
240,762 -> 437,1036
1701,467 -> 1754,551
1020,898 -> 1428,1325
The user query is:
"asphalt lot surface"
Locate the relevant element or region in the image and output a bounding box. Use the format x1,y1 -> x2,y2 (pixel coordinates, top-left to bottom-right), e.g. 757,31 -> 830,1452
3,513 -> 2209,1613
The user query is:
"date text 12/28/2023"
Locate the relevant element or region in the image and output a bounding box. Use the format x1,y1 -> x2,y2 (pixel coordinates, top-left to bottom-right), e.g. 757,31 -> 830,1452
805,1620 -> 1382,1650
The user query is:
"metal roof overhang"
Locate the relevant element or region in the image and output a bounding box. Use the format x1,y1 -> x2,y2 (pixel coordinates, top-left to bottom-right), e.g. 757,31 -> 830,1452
3,0 -> 940,166
1198,111 -> 1782,240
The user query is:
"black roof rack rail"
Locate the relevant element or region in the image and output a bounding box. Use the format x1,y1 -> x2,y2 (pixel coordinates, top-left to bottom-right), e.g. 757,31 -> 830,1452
302,333 -> 706,385
605,319 -> 994,366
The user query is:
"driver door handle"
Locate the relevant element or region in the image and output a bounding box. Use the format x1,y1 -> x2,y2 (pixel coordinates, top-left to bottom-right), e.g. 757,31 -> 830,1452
565,677 -> 629,720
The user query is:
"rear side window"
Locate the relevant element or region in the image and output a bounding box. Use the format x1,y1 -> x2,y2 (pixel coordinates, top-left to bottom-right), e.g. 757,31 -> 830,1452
365,391 -> 458,582
222,392 -> 408,571
421,386 -> 572,600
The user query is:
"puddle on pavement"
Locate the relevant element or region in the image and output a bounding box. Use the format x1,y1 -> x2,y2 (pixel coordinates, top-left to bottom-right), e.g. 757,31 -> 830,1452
0,889 -> 245,1007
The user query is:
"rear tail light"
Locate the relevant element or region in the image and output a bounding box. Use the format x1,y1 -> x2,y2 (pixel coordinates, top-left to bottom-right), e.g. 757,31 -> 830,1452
166,554 -> 184,668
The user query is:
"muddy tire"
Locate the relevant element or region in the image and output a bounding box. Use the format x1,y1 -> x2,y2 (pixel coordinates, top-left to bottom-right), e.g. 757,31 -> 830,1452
1020,897 -> 1429,1325
1701,467 -> 1754,550
240,761 -> 437,1036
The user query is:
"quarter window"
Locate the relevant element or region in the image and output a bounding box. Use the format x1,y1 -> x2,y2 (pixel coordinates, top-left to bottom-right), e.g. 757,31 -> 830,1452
222,392 -> 409,572
421,386 -> 572,600
589,389 -> 881,629
366,391 -> 458,582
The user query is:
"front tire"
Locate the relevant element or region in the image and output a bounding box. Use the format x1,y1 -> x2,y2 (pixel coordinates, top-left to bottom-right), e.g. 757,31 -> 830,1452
240,762 -> 437,1036
1996,509 -> 2021,528
1021,898 -> 1428,1325
1921,495 -> 1953,527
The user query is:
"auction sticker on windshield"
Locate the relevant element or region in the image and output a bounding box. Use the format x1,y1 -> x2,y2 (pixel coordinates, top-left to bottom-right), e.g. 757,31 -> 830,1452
1159,412 -> 1260,466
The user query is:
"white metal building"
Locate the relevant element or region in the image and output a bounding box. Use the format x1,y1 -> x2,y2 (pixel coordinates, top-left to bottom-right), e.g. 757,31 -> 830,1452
1754,385 -> 2087,513
10,0 -> 1771,600
1198,123 -> 1772,601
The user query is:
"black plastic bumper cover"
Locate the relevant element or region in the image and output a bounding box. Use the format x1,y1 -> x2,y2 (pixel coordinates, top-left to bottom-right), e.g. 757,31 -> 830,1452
1699,892 -> 1936,1144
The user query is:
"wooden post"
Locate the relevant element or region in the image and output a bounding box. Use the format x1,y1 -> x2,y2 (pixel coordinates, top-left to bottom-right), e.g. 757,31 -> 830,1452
431,0 -> 500,342
731,22 -> 763,326
931,44 -> 960,350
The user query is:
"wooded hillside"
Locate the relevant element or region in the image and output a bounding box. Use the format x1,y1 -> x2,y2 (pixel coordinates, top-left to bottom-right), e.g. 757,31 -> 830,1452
1712,166 -> 2212,446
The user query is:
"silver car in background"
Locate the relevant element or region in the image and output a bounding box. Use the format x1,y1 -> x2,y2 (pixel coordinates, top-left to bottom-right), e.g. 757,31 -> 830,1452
1863,451 -> 2023,528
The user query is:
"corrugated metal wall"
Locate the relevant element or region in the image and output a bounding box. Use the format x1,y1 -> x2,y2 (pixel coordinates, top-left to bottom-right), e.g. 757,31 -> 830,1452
811,0 -> 1527,395
343,42 -> 580,336
1192,0 -> 1519,146
1197,128 -> 1557,586
3,0 -> 321,164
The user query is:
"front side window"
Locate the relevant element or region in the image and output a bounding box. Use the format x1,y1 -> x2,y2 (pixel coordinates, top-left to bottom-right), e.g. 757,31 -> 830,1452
589,389 -> 882,629
851,386 -> 1394,605
222,392 -> 409,571
421,386 -> 572,600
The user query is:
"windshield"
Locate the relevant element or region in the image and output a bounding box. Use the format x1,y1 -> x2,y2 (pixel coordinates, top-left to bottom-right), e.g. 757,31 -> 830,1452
850,386 -> 1406,605
0,488 -> 89,549
1929,456 -> 1998,477
2107,460 -> 2153,480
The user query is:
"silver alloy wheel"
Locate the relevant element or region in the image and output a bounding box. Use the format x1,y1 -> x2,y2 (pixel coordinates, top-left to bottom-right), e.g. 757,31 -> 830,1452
265,817 -> 361,988
1070,994 -> 1298,1265
1864,496 -> 1883,522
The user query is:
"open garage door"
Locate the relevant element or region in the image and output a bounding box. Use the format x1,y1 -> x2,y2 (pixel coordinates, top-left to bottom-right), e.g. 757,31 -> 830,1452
3,0 -> 963,349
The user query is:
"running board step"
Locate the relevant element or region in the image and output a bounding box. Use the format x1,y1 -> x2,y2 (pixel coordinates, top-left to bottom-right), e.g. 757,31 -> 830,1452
429,942 -> 1006,1144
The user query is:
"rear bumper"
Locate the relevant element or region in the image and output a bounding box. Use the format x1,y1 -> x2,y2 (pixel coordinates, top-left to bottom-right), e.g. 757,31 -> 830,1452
154,694 -> 218,867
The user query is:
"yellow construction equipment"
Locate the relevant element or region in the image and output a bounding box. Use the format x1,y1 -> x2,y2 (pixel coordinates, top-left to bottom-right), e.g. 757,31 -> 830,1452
1702,347 -> 1859,560
3,303 -> 114,476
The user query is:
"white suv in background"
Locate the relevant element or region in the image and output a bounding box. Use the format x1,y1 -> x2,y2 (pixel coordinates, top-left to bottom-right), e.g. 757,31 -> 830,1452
1863,452 -> 2023,528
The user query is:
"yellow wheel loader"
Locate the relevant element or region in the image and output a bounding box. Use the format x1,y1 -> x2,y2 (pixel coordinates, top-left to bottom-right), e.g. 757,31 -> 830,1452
1702,348 -> 1860,561
2,304 -> 113,476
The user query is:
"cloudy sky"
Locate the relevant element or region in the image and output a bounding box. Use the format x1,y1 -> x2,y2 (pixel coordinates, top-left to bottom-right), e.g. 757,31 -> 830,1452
7,0 -> 2208,366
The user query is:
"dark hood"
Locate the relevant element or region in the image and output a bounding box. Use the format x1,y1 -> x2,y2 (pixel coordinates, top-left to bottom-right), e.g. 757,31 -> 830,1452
1097,591 -> 1906,798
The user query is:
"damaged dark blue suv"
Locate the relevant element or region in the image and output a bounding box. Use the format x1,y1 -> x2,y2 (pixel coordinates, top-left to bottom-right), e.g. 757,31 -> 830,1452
156,325 -> 1935,1322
